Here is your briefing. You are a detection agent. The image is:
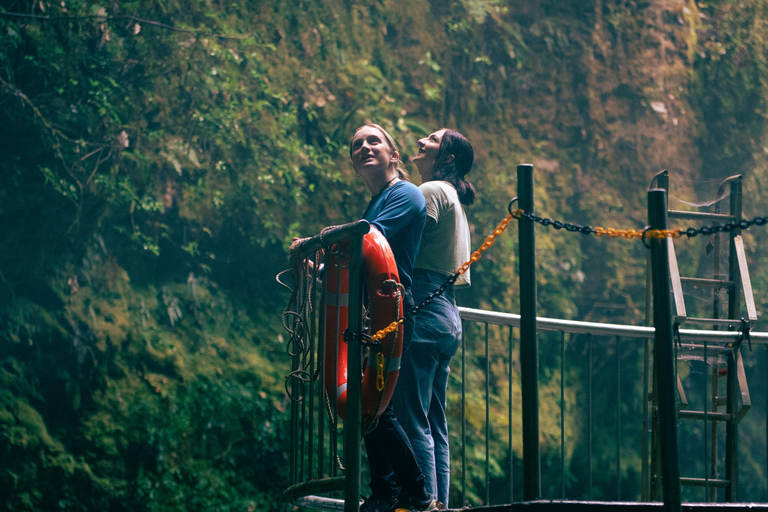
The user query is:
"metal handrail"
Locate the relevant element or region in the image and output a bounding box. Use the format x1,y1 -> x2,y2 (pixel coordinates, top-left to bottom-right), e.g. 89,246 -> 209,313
459,307 -> 765,345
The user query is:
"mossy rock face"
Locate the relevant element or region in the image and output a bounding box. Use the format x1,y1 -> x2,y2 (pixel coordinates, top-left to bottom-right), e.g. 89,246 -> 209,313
2,0 -> 768,509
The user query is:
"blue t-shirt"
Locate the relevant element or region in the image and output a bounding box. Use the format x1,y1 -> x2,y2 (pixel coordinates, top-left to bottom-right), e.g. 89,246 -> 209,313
361,181 -> 426,288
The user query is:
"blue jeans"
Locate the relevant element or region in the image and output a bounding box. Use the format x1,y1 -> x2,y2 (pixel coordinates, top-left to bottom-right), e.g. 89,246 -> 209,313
364,289 -> 430,502
392,269 -> 461,507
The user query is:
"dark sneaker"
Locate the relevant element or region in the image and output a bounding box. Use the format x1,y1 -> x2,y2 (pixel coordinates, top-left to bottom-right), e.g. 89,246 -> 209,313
360,494 -> 399,512
395,495 -> 444,512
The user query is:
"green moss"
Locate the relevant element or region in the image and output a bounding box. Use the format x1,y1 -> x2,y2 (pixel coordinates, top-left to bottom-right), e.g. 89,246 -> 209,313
10,401 -> 60,451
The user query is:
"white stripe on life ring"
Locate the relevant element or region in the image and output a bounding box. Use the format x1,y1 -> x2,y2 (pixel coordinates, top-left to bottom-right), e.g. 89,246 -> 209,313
337,382 -> 347,398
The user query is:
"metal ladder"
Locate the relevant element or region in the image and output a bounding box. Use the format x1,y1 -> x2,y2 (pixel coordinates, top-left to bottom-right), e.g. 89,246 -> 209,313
643,170 -> 756,502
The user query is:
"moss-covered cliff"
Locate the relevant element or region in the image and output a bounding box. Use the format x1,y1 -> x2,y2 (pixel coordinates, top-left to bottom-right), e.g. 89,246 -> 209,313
2,0 -> 768,509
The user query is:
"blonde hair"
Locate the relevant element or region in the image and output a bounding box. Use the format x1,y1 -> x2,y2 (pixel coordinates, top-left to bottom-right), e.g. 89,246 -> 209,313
349,124 -> 410,181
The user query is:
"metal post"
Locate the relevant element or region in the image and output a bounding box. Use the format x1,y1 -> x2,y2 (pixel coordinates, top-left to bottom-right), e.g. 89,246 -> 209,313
518,163 -> 540,500
344,227 -> 367,512
648,189 -> 681,512
725,177 -> 743,502
644,171 -> 669,501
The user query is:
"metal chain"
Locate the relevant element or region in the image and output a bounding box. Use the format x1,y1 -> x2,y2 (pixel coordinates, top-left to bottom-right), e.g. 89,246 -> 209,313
366,203 -> 768,343
508,203 -> 768,241
292,203 -> 768,373
509,207 -> 643,238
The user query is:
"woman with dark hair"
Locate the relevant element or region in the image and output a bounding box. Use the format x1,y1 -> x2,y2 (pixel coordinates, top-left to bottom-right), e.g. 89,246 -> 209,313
392,128 -> 476,508
349,124 -> 441,512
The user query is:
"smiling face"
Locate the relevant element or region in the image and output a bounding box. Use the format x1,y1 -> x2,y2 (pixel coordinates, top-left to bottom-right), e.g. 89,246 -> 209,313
350,125 -> 398,177
412,129 -> 446,182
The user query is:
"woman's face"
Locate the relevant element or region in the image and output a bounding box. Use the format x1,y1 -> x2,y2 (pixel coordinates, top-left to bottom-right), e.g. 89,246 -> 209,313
350,126 -> 397,176
413,129 -> 446,182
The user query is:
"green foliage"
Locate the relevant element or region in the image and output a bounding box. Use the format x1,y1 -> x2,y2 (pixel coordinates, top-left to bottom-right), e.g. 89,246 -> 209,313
0,243 -> 291,510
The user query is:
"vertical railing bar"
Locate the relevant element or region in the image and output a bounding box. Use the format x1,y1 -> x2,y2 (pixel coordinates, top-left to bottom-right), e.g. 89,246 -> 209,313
589,332 -> 593,500
674,322 -> 680,503
641,333 -> 651,501
675,309 -> 680,503
344,228 -> 366,512
307,251 -> 317,479
712,187 -> 722,503
301,371 -> 307,479
704,338 -> 709,501
289,298 -> 300,485
294,271 -> 303,482
560,329 -> 566,500
485,322 -> 491,505
710,351 -> 719,502
616,335 -> 621,500
462,319 -> 467,507
509,325 -> 515,504
318,251 -> 328,479
299,270 -> 307,481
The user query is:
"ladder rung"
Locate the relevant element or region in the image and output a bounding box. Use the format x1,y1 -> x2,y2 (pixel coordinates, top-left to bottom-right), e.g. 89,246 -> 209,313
679,277 -> 734,288
680,477 -> 730,488
679,410 -> 731,422
668,210 -> 737,222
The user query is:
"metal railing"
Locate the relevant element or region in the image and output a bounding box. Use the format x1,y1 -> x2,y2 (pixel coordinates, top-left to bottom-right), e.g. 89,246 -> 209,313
285,293 -> 768,509
454,307 -> 768,507
284,220 -> 369,512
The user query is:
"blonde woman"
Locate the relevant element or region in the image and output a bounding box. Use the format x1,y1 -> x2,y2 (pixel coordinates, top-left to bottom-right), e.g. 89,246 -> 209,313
350,124 -> 440,512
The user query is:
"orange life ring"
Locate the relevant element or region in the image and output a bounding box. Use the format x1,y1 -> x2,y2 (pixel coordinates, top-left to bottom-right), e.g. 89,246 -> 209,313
323,227 -> 404,421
